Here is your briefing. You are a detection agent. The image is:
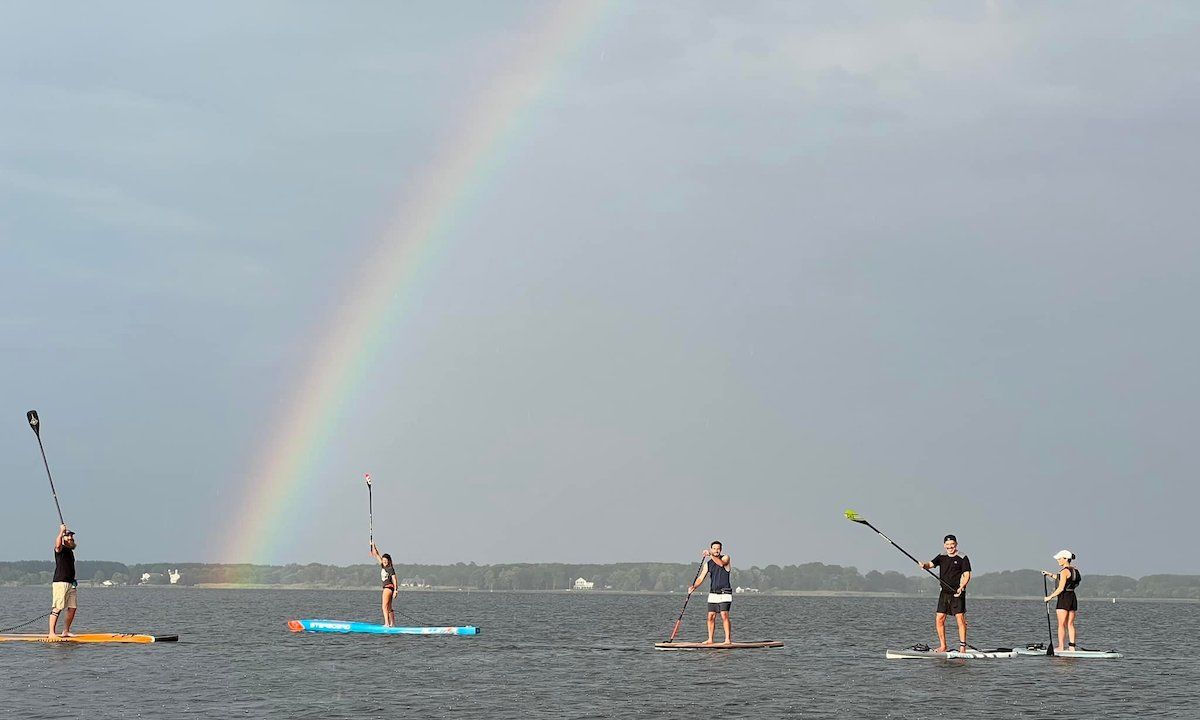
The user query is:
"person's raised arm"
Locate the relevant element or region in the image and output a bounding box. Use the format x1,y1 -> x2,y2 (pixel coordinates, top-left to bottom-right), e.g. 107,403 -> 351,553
713,554 -> 731,570
369,542 -> 382,564
55,524 -> 67,552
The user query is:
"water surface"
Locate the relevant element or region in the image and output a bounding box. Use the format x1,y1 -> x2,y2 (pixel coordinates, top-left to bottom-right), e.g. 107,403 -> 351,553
1,587 -> 1194,718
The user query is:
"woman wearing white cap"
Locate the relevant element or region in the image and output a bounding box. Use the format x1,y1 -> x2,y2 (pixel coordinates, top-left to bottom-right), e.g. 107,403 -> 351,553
1042,550 -> 1081,652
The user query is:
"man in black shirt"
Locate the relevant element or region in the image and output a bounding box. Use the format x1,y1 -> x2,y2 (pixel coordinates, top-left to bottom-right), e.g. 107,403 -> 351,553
919,534 -> 971,653
49,524 -> 78,639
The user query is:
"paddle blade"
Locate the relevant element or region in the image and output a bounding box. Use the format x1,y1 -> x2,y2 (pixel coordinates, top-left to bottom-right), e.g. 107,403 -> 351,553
364,473 -> 372,487
844,509 -> 865,523
26,410 -> 40,436
667,619 -> 682,643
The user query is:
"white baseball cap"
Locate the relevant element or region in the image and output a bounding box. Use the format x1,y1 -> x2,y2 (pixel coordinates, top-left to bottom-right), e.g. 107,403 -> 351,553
1053,550 -> 1074,561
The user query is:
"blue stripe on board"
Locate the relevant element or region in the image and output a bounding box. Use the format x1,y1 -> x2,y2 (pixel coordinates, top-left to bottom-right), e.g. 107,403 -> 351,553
291,619 -> 480,635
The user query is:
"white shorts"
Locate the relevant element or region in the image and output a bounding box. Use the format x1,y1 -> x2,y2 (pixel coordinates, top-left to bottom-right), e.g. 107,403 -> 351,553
707,592 -> 733,612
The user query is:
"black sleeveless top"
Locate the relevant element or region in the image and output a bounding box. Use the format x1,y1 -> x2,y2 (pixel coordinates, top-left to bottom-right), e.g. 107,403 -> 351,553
708,558 -> 731,593
1064,567 -> 1082,591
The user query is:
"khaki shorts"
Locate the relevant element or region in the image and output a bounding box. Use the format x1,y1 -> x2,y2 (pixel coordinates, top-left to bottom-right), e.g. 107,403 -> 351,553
51,582 -> 77,611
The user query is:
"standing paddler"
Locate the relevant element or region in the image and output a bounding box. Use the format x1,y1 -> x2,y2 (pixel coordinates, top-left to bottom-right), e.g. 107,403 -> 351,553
1042,549 -> 1082,652
918,534 -> 971,653
688,540 -> 733,645
369,541 -> 398,627
49,524 -> 78,640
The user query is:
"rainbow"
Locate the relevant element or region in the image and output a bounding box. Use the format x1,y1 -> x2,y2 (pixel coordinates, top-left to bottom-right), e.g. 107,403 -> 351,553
222,2 -> 609,563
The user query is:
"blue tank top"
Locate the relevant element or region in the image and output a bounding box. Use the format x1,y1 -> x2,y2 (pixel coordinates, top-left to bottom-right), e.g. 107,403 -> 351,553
708,558 -> 731,593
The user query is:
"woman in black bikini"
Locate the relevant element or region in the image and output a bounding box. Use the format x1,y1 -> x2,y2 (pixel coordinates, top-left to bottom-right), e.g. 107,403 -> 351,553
1043,549 -> 1082,652
369,541 -> 398,627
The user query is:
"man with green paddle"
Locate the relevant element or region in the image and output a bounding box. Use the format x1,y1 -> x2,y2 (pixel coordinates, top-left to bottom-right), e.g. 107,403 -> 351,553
845,511 -> 977,654
919,534 -> 971,653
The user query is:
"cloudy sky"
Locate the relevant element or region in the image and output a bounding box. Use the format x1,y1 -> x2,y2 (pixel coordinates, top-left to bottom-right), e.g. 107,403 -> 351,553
1,2 -> 1196,575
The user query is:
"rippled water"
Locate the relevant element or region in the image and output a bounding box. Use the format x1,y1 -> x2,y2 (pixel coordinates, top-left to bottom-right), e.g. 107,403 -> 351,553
1,587 -> 1196,718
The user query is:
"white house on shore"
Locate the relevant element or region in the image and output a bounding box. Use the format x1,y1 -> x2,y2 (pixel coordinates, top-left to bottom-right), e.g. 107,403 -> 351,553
572,577 -> 595,590
139,570 -> 183,585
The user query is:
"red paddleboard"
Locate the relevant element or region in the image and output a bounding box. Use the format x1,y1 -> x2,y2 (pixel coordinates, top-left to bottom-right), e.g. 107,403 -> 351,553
654,640 -> 783,651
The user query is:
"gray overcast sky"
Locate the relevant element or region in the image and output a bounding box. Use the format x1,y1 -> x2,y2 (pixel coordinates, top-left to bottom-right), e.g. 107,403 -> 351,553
2,2 -> 1197,575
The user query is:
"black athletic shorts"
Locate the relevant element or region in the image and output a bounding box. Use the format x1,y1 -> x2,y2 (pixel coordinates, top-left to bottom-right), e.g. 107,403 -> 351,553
1056,592 -> 1078,612
936,591 -> 966,615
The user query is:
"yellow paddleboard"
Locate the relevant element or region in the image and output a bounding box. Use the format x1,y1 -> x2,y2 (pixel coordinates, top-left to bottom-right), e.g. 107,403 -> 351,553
0,633 -> 178,644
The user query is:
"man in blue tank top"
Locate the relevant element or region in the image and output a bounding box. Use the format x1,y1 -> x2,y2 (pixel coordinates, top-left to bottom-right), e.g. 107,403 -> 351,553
688,540 -> 733,645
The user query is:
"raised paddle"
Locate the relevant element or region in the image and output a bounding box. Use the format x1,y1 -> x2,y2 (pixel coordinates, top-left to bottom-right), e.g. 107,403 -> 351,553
665,558 -> 708,643
1042,573 -> 1056,656
844,510 -> 982,652
364,473 -> 374,544
27,411 -> 65,525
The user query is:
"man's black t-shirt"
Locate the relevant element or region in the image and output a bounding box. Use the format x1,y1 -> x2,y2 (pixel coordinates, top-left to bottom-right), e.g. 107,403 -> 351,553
53,546 -> 76,584
931,553 -> 970,593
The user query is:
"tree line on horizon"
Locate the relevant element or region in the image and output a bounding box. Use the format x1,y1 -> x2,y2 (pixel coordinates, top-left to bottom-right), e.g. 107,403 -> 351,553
2,560 -> 1199,599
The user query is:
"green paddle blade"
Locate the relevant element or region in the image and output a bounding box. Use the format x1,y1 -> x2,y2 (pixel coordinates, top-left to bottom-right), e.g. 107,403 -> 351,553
844,509 -> 864,523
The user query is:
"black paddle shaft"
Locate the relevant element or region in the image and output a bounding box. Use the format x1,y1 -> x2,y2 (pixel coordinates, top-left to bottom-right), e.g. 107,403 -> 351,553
365,475 -> 374,544
848,515 -> 983,652
26,411 -> 65,525
857,519 -> 961,595
1043,574 -> 1055,656
666,559 -> 709,643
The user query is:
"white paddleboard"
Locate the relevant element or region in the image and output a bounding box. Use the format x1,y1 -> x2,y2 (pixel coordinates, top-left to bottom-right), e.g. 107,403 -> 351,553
1015,644 -> 1121,659
886,645 -> 1017,659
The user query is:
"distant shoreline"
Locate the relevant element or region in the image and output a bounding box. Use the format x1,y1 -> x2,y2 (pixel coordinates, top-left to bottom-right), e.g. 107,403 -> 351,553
4,584 -> 1193,602
5,561 -> 1198,600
